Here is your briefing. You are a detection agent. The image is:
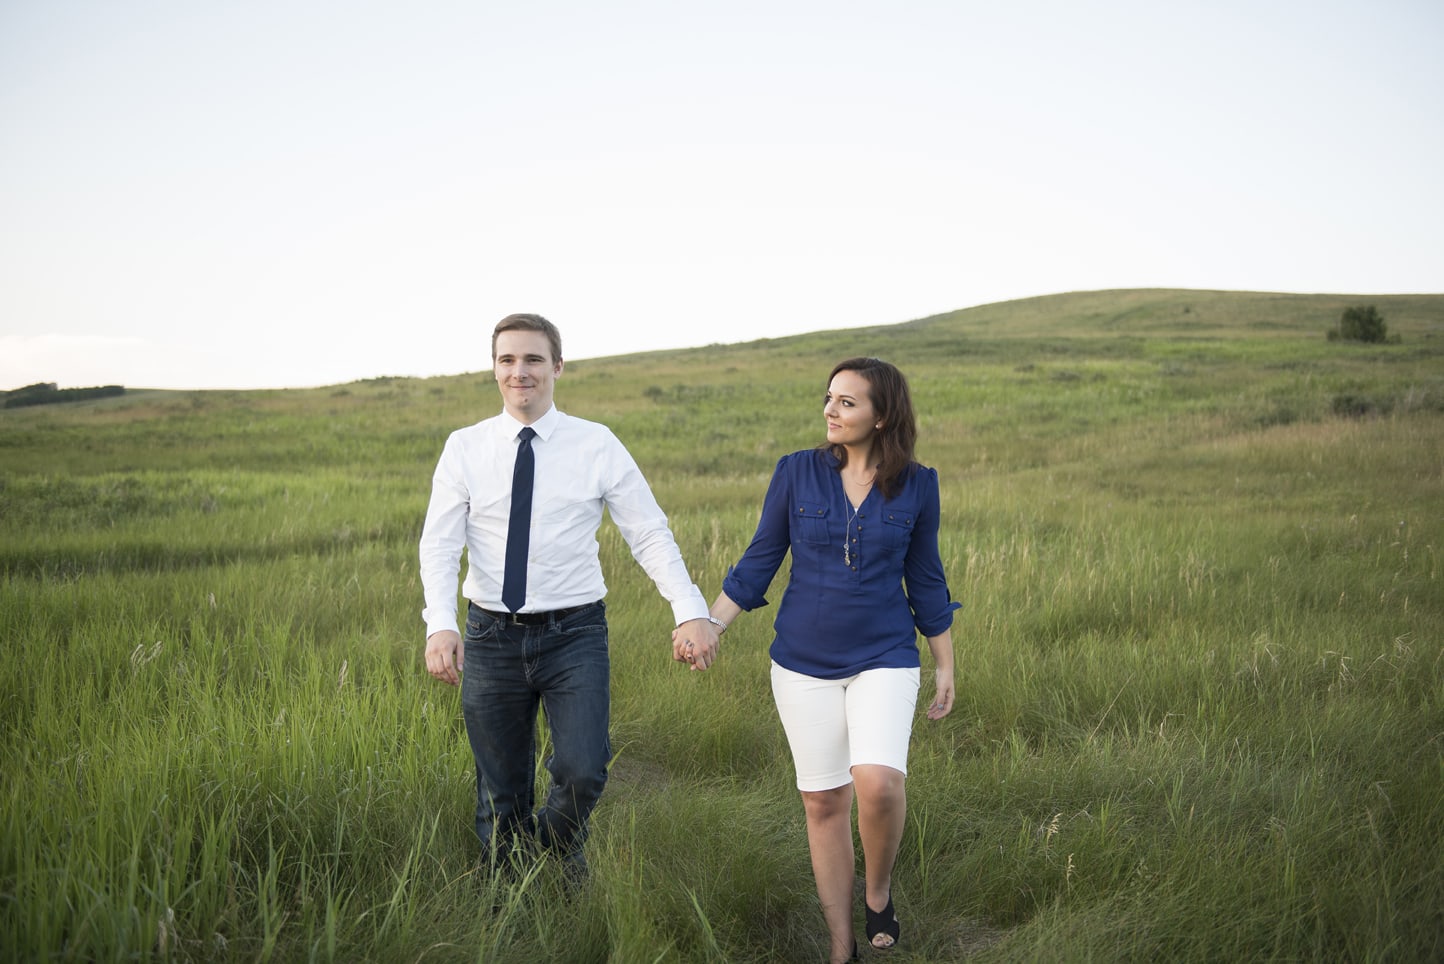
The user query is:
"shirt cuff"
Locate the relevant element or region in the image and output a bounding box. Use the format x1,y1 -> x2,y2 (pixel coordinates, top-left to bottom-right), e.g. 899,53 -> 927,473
721,567 -> 769,612
670,592 -> 710,627
424,606 -> 460,639
916,600 -> 962,637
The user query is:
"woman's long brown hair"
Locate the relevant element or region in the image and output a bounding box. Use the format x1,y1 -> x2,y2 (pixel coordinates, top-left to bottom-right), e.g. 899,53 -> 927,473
823,356 -> 917,500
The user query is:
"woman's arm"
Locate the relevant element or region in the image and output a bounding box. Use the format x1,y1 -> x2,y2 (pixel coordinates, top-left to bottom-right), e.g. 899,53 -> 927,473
709,592 -> 744,630
923,629 -> 955,720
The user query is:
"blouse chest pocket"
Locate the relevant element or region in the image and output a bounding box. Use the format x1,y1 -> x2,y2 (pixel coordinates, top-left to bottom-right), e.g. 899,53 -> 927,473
793,501 -> 831,546
879,506 -> 917,551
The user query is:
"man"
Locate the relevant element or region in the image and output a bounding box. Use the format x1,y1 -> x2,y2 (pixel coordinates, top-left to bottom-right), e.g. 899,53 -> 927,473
420,313 -> 720,877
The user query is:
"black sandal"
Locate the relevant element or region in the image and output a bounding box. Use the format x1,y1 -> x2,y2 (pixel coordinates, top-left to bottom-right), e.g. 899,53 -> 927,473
866,895 -> 900,950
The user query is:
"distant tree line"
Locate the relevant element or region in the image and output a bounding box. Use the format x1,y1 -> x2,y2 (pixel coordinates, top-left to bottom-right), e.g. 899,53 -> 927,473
2,382 -> 126,408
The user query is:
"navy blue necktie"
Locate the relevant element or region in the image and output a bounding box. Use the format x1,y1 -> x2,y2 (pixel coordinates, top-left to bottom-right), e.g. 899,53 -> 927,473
502,426 -> 536,613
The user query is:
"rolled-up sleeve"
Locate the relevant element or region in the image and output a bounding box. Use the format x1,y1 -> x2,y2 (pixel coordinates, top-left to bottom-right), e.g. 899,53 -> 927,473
902,466 -> 960,636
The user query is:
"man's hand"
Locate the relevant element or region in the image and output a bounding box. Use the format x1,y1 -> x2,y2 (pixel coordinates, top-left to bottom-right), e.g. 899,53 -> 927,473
425,630 -> 463,686
671,618 -> 720,671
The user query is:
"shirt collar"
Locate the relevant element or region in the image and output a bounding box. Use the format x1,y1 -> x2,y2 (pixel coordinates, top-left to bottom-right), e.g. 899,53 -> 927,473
499,405 -> 561,442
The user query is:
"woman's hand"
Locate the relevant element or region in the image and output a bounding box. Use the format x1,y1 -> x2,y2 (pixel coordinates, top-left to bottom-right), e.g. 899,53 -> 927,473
925,668 -> 955,720
671,621 -> 720,670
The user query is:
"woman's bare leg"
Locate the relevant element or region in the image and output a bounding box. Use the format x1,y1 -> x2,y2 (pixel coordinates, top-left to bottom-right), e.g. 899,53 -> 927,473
802,784 -> 857,963
853,763 -> 906,947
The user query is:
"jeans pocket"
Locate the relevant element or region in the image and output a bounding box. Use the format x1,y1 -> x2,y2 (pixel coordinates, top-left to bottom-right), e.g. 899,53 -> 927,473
465,608 -> 502,643
558,604 -> 608,641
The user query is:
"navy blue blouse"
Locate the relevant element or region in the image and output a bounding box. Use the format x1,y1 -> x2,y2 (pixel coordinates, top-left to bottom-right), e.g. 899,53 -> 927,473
723,449 -> 960,679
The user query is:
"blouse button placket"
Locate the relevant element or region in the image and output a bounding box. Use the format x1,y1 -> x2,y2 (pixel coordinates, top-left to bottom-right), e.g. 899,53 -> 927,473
852,513 -> 863,572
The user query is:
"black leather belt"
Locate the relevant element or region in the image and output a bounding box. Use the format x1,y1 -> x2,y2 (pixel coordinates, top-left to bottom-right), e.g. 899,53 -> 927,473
477,602 -> 599,626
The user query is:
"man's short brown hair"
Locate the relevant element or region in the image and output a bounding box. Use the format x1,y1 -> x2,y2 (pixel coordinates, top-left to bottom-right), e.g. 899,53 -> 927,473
492,314 -> 562,364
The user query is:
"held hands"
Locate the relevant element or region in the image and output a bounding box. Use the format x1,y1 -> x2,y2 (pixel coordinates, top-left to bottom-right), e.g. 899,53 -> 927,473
671,618 -> 721,671
425,630 -> 463,686
925,667 -> 955,720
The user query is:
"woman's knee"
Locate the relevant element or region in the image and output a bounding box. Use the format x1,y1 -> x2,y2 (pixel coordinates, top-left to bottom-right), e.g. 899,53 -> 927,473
851,764 -> 906,809
801,785 -> 853,822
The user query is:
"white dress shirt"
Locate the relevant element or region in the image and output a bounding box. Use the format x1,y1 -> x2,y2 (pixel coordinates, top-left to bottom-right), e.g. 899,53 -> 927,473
419,405 -> 708,637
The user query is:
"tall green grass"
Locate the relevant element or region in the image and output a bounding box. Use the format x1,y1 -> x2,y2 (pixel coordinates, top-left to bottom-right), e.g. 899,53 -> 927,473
2,290 -> 1441,961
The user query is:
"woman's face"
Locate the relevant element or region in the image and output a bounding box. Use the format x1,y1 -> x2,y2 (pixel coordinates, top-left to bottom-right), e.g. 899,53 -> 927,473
823,369 -> 880,449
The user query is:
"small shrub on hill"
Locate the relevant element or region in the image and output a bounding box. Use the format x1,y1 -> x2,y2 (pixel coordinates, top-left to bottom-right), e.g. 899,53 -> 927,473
1327,305 -> 1395,343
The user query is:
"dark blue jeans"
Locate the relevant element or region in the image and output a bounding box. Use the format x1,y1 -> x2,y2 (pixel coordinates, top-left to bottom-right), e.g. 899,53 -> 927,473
460,601 -> 611,866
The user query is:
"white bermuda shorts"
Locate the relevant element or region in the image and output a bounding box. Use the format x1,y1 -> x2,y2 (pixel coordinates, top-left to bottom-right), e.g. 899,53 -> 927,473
770,661 -> 921,792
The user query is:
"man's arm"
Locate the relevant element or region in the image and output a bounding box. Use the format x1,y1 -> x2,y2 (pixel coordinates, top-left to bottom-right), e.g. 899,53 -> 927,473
419,439 -> 469,684
600,435 -> 720,668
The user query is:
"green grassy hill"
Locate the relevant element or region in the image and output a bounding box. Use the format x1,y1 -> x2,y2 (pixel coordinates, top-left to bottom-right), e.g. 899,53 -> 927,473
3,289 -> 1442,962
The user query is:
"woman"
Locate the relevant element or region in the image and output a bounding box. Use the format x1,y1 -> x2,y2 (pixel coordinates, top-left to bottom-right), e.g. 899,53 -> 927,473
681,357 -> 957,962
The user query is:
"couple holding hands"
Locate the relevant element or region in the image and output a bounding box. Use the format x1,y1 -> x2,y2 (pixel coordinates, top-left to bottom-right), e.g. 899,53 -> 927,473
421,313 -> 956,963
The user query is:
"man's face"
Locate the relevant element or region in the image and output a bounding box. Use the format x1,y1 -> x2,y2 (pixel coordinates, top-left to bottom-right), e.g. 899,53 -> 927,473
493,329 -> 562,422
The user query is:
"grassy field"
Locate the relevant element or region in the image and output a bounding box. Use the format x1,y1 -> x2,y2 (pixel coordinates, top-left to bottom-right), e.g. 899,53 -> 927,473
2,289 -> 1441,962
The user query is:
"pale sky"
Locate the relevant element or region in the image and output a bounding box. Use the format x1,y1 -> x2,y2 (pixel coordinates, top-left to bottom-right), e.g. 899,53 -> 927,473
2,0 -> 1441,391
